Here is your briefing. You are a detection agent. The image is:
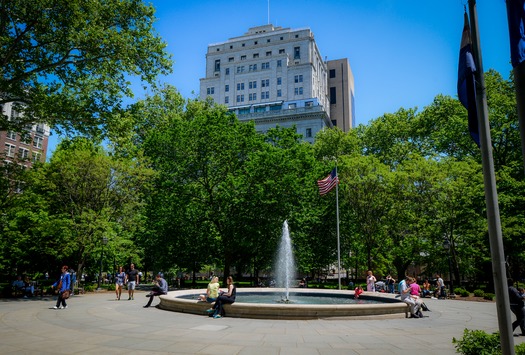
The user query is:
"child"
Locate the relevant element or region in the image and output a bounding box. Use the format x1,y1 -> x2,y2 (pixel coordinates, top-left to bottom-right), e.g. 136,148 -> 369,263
354,286 -> 364,299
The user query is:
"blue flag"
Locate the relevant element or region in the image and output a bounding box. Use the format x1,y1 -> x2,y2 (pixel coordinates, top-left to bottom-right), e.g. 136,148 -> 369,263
457,12 -> 480,148
506,0 -> 525,68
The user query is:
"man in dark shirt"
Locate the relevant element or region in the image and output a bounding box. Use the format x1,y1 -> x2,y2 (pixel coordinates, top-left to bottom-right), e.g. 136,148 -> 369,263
508,278 -> 525,336
125,264 -> 139,300
144,273 -> 168,308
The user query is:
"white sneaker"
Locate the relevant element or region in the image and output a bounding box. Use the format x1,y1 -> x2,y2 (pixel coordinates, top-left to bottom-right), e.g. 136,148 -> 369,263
53,306 -> 59,309
62,306 -> 68,309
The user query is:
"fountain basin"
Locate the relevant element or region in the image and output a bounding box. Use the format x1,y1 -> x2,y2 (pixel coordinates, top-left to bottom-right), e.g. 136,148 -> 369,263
158,288 -> 410,319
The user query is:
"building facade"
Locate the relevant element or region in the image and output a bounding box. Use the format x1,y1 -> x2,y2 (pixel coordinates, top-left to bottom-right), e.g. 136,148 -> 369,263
327,58 -> 355,131
200,24 -> 354,143
0,102 -> 50,168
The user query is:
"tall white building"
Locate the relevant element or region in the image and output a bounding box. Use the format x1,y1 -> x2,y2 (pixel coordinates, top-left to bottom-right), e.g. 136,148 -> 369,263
200,24 -> 354,143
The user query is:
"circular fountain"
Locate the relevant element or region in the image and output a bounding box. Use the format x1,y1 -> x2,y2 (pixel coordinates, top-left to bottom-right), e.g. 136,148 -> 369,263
158,221 -> 409,319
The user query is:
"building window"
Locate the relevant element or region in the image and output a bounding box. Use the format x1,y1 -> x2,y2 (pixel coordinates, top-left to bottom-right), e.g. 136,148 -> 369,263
261,62 -> 270,70
305,101 -> 313,107
295,34 -> 299,38
225,96 -> 229,104
279,49 -> 285,54
225,84 -> 229,92
33,136 -> 43,149
228,57 -> 234,62
5,143 -> 16,157
277,89 -> 282,97
249,93 -> 257,101
20,132 -> 31,144
236,66 -> 245,73
261,91 -> 269,99
294,75 -> 303,83
18,147 -> 29,159
207,87 -> 215,95
241,55 -> 246,60
288,103 -> 297,109
294,46 -> 300,59
249,64 -> 257,71
277,77 -> 282,85
253,53 -> 259,58
225,68 -> 230,75
214,59 -> 220,72
280,36 -> 284,40
261,79 -> 269,87
267,39 -> 271,43
254,41 -> 258,45
236,83 -> 245,90
329,69 -> 336,78
266,51 -> 272,56
242,43 -> 245,47
305,128 -> 312,138
236,94 -> 244,103
277,59 -> 282,67
249,81 -> 257,89
32,151 -> 42,163
7,131 -> 16,140
330,87 -> 337,104
294,87 -> 303,95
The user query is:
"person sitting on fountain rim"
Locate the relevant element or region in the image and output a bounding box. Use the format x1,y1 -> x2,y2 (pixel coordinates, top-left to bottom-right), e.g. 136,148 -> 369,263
207,276 -> 236,319
198,276 -> 220,303
143,273 -> 168,308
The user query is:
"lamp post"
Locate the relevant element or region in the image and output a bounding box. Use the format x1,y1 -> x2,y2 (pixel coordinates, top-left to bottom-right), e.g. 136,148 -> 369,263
443,238 -> 454,295
97,236 -> 108,290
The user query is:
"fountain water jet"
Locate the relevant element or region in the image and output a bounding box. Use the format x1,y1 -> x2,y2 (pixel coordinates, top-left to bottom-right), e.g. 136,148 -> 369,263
275,220 -> 295,300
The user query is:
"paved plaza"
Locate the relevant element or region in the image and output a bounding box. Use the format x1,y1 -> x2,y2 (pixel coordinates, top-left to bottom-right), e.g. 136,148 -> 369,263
0,290 -> 521,354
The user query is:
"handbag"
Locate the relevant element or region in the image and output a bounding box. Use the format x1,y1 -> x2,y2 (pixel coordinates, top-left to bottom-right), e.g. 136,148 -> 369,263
62,290 -> 70,299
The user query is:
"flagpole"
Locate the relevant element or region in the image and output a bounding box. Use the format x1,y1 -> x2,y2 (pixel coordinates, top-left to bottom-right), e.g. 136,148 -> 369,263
335,165 -> 341,290
468,2 -> 514,354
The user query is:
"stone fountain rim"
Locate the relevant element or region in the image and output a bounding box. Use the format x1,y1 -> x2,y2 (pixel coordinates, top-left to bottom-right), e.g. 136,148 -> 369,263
158,287 -> 410,319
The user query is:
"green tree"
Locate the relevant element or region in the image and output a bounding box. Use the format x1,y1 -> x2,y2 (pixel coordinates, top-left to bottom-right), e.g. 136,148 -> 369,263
6,138 -> 153,277
0,0 -> 172,139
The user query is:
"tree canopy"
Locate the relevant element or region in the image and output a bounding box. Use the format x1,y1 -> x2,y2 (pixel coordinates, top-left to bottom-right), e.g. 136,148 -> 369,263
0,0 -> 172,139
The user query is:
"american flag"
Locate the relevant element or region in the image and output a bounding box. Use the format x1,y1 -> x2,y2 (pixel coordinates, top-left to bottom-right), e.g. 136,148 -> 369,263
317,168 -> 339,196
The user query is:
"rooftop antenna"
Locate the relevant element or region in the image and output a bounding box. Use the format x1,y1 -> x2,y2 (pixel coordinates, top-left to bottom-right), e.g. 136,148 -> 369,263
268,0 -> 270,24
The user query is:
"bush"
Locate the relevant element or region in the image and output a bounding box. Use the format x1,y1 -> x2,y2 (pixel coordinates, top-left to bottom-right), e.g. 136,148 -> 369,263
514,343 -> 525,355
454,287 -> 466,295
484,293 -> 495,301
84,285 -> 95,292
461,289 -> 471,297
473,289 -> 485,297
516,342 -> 525,355
452,329 -> 501,355
107,284 -> 115,291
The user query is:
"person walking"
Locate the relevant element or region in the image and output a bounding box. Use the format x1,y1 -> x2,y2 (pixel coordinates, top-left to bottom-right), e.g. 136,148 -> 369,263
115,266 -> 126,300
508,278 -> 525,336
51,265 -> 71,309
386,275 -> 395,294
143,273 -> 168,308
125,263 -> 139,300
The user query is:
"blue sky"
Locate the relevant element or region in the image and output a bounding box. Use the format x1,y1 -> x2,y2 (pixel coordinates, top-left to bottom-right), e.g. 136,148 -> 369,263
48,0 -> 512,156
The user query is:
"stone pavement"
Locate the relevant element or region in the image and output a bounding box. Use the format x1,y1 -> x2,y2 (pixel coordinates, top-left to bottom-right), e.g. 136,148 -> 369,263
0,290 -> 521,354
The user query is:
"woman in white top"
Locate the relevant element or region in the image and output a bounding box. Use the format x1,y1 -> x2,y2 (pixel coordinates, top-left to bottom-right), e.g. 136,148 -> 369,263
366,270 -> 376,292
